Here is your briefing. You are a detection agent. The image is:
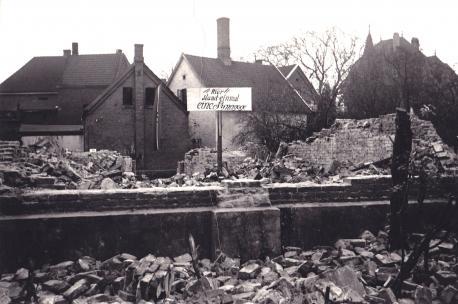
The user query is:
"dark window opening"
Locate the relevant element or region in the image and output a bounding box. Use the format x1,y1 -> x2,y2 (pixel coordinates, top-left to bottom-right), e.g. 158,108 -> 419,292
123,87 -> 133,105
145,87 -> 155,106
178,88 -> 187,105
182,74 -> 186,80
38,96 -> 48,101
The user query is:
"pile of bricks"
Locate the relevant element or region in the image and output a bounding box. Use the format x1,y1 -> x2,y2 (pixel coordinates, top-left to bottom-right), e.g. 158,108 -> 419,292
2,229 -> 458,303
0,141 -> 21,164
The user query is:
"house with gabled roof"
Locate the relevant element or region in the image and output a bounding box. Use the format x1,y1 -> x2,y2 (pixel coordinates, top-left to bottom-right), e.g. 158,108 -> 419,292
83,45 -> 190,173
168,18 -> 316,150
278,64 -> 318,108
0,43 -> 130,148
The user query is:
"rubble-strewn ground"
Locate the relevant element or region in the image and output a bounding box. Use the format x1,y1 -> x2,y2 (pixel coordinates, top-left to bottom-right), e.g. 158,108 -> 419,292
179,114 -> 458,185
1,229 -> 458,304
1,114 -> 457,194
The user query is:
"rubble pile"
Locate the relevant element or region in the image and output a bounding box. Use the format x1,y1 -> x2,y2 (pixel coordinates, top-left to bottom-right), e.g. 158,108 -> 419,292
0,141 -> 137,192
180,113 -> 458,184
2,229 -> 458,304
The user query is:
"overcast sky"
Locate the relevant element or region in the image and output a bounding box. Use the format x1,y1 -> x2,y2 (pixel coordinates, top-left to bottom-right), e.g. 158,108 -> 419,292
0,0 -> 457,83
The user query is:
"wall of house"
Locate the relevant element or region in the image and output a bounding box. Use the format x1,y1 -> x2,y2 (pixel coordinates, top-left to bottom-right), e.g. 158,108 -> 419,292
85,71 -> 190,173
287,69 -> 316,106
0,94 -> 59,112
147,89 -> 190,172
168,59 -> 247,150
57,88 -> 105,125
85,75 -> 136,157
168,59 -> 218,148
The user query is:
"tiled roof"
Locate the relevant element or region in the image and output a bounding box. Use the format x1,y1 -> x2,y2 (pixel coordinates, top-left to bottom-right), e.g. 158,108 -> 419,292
0,57 -> 67,93
0,53 -> 129,93
183,54 -> 312,113
62,54 -> 128,87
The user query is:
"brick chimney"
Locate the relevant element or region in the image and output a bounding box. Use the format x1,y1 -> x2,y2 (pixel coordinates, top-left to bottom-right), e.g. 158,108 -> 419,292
217,17 -> 231,66
63,49 -> 71,56
411,37 -> 420,51
72,42 -> 79,55
134,44 -> 145,168
393,33 -> 400,49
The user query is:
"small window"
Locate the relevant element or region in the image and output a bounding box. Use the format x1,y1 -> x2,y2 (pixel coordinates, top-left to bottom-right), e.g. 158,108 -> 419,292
38,96 -> 48,101
123,87 -> 133,105
145,87 -> 155,106
182,74 -> 186,80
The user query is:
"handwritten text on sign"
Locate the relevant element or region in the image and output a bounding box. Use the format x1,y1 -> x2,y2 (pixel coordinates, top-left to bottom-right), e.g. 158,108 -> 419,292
187,87 -> 252,111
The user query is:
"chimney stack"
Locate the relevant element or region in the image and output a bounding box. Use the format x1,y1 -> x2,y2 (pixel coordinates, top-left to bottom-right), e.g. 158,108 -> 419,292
63,49 -> 71,56
217,17 -> 231,65
116,49 -> 123,54
134,44 -> 144,62
72,42 -> 79,55
411,37 -> 420,50
393,33 -> 400,49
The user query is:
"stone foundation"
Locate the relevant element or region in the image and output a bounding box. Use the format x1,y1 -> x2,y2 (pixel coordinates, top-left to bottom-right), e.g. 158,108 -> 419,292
0,176 -> 456,272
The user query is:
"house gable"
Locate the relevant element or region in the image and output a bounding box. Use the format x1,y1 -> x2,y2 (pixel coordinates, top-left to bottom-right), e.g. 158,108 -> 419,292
167,54 -> 204,99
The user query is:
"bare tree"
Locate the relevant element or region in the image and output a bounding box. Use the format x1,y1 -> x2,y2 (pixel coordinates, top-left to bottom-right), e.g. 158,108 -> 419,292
256,28 -> 359,131
233,84 -> 308,153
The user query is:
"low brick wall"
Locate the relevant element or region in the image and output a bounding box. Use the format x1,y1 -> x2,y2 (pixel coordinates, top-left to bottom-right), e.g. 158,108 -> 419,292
0,176 -> 456,272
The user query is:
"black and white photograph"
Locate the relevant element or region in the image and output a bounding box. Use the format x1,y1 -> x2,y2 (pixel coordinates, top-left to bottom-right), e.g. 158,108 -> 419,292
0,0 -> 457,303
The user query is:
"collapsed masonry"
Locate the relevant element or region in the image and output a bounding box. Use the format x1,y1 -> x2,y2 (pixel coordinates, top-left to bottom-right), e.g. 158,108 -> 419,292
0,140 -> 135,192
288,113 -> 457,174
179,113 -> 458,182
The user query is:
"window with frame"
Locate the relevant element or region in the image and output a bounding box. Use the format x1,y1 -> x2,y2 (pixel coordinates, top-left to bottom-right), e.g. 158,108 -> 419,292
123,87 -> 133,105
145,87 -> 155,106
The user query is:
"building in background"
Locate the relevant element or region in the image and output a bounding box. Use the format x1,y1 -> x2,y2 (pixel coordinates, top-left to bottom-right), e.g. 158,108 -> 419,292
83,45 -> 190,173
168,17 -> 315,150
0,43 -> 130,150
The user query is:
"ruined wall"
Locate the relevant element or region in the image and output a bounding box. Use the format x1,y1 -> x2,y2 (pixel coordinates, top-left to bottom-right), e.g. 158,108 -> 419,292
288,113 -> 452,170
179,148 -> 247,176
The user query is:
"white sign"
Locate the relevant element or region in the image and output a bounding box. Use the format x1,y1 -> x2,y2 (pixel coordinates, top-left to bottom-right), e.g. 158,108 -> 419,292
187,87 -> 252,111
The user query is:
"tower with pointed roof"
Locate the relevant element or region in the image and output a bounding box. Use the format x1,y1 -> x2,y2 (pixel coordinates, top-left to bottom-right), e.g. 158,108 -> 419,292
363,26 -> 374,55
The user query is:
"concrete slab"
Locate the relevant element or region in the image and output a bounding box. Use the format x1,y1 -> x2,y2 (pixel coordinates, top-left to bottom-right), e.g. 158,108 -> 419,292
0,207 -> 213,273
211,207 -> 281,261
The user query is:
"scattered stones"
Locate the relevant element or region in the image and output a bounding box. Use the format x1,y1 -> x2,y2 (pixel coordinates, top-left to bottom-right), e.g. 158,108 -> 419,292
2,228 -> 458,303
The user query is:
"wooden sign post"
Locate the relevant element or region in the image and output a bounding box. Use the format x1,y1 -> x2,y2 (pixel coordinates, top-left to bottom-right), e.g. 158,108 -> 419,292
216,111 -> 223,173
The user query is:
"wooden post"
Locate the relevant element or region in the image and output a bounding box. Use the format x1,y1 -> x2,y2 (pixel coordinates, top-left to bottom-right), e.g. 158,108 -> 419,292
216,111 -> 223,174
